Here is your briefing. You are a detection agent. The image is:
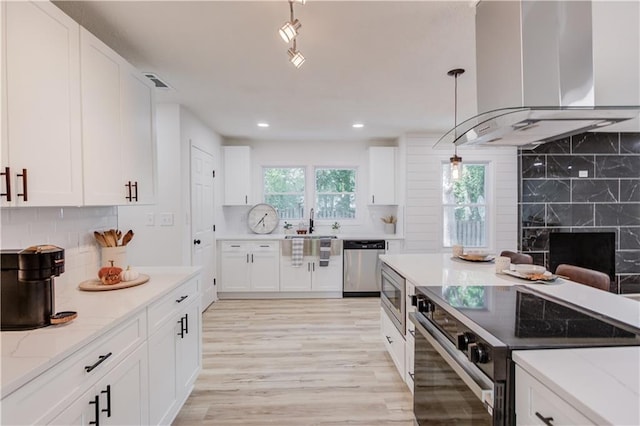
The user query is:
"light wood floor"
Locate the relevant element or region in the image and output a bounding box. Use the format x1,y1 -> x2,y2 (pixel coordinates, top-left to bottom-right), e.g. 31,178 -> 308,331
173,298 -> 414,425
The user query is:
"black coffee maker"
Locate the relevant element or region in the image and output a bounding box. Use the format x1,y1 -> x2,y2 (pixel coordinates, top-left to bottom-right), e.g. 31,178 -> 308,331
1,245 -> 65,330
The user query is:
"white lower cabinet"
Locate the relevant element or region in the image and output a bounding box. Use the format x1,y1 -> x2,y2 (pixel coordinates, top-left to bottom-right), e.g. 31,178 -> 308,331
148,277 -> 201,425
219,241 -> 280,292
515,365 -> 595,425
50,343 -> 149,426
0,274 -> 201,426
280,256 -> 342,292
380,307 -> 405,378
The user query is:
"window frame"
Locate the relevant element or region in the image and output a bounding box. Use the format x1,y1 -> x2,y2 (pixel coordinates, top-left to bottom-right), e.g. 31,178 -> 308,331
313,166 -> 358,222
441,161 -> 490,248
262,166 -> 307,220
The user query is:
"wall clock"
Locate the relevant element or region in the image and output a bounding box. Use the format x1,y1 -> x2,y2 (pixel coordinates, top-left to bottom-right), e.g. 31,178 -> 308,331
247,203 -> 279,234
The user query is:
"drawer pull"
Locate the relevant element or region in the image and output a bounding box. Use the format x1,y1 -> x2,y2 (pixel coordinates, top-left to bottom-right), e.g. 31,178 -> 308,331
231,244 -> 241,247
125,181 -> 132,202
132,181 -> 138,202
385,335 -> 393,344
535,412 -> 554,426
176,295 -> 188,303
409,329 -> 416,337
185,313 -> 189,334
409,372 -> 415,380
1,166 -> 11,201
89,394 -> 100,425
85,352 -> 113,373
101,385 -> 112,417
17,168 -> 27,201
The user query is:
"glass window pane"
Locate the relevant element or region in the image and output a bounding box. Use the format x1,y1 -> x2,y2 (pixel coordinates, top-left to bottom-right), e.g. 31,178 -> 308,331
264,167 -> 305,220
315,168 -> 356,220
442,163 -> 487,248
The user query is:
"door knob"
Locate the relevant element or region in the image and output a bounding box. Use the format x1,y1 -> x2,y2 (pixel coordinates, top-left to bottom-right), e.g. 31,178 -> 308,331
193,239 -> 201,245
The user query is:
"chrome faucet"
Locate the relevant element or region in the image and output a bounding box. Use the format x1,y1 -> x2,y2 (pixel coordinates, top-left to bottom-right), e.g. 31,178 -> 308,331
309,208 -> 314,234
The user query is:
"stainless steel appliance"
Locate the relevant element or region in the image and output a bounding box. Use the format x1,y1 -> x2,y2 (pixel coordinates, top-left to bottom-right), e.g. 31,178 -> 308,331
411,285 -> 640,425
380,263 -> 405,335
342,240 -> 385,297
1,245 -> 65,330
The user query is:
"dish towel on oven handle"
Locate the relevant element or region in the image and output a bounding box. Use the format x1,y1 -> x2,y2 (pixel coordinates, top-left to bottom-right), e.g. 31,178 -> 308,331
319,238 -> 331,267
291,237 -> 304,267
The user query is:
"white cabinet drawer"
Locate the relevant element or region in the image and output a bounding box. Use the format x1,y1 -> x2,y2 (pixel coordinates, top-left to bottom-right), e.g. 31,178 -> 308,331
405,329 -> 415,393
148,277 -> 199,334
1,311 -> 146,425
220,241 -> 246,252
515,366 -> 595,426
380,307 -> 405,378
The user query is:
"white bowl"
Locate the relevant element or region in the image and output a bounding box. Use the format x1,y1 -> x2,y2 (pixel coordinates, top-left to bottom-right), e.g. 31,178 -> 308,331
513,264 -> 546,274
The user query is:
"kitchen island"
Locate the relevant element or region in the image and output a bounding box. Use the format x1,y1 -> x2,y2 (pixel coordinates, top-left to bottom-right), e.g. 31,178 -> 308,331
380,253 -> 640,425
1,266 -> 202,425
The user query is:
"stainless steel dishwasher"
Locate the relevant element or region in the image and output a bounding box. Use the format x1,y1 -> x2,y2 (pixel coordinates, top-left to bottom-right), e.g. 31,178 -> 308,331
342,240 -> 386,297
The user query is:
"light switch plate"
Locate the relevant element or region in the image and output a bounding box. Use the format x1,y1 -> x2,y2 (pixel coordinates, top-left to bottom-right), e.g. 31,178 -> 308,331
579,170 -> 588,178
145,213 -> 155,226
160,213 -> 174,226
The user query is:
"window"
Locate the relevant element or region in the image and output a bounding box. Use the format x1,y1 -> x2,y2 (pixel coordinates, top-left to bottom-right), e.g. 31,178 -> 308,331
315,168 -> 356,219
263,167 -> 305,219
442,163 -> 487,247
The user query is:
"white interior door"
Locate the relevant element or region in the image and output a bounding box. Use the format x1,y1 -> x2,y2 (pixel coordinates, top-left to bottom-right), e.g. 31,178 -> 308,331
191,146 -> 216,310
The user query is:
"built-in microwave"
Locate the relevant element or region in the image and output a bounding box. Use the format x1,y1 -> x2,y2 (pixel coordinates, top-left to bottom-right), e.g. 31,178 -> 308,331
380,263 -> 405,335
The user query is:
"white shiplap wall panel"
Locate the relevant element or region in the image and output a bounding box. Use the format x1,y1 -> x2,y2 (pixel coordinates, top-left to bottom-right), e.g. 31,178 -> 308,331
403,135 -> 518,254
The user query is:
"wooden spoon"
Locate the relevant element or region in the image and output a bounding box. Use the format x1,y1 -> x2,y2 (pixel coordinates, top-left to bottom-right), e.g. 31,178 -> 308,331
121,230 -> 134,246
94,231 -> 108,247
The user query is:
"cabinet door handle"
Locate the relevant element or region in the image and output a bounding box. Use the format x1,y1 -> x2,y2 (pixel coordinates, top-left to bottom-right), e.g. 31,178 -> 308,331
246,253 -> 249,263
245,195 -> 248,204
177,317 -> 185,338
194,239 -> 201,245
176,295 -> 188,303
308,262 -> 311,272
16,168 -> 27,201
385,335 -> 393,344
101,385 -> 112,417
89,394 -> 100,426
132,181 -> 138,201
85,352 -> 113,373
312,262 -> 315,272
372,195 -> 375,204
125,181 -> 132,202
1,167 -> 11,201
184,313 -> 189,334
409,329 -> 416,337
535,412 -> 554,425
251,254 -> 254,263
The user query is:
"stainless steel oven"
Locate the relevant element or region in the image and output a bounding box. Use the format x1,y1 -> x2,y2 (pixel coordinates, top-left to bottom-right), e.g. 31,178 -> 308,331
380,263 -> 405,335
410,285 -> 640,426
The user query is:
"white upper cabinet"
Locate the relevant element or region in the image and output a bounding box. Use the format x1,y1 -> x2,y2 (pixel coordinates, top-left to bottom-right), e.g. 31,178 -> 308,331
81,28 -> 156,206
223,146 -> 251,205
368,147 -> 397,205
1,1 -> 83,207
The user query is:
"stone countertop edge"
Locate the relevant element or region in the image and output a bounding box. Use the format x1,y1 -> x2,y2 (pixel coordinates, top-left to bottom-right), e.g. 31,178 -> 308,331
513,347 -> 640,426
217,233 -> 404,240
0,266 -> 202,399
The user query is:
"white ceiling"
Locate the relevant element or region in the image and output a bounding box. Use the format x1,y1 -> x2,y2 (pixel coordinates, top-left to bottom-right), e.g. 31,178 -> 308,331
54,1 -> 479,141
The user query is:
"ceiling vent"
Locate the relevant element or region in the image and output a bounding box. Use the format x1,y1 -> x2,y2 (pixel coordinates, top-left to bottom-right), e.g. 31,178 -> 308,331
143,73 -> 172,90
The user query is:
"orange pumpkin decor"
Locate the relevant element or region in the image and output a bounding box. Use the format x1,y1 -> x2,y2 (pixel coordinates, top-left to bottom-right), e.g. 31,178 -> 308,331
98,260 -> 123,285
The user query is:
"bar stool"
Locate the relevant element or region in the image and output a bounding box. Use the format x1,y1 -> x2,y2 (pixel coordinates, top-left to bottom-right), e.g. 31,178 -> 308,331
499,250 -> 533,265
555,264 -> 611,292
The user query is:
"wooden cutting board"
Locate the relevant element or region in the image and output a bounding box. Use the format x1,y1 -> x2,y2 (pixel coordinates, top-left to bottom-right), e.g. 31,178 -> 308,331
78,274 -> 150,291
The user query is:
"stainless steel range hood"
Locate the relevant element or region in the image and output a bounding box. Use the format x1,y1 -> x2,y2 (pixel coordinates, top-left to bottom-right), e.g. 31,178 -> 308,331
437,0 -> 640,148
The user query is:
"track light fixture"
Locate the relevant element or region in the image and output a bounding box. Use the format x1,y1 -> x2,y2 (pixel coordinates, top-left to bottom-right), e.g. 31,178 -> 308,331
447,68 -> 465,181
279,0 -> 306,68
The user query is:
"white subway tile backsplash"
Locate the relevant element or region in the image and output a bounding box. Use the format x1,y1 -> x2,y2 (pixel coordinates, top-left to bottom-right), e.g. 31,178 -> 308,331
1,206 -> 117,287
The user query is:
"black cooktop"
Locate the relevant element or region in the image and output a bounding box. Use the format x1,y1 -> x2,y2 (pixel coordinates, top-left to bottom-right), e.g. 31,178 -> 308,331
417,285 -> 640,350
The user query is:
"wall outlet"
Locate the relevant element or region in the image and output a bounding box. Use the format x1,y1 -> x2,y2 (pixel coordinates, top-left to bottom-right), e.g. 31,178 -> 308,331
579,170 -> 589,178
160,213 -> 174,226
145,213 -> 155,226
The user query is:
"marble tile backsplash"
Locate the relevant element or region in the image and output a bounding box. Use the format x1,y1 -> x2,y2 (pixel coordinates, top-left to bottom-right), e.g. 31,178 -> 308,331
1,207 -> 118,288
518,132 -> 640,294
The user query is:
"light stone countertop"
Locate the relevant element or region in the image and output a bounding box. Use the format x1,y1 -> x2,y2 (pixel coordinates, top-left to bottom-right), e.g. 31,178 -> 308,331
513,347 -> 640,426
0,266 -> 201,398
217,233 -> 404,240
380,253 -> 640,330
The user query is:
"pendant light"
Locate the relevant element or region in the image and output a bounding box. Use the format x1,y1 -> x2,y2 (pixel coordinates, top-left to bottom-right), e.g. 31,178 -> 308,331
448,68 -> 464,181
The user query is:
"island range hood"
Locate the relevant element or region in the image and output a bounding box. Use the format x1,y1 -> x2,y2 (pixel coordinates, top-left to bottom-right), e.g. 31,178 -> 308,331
437,0 -> 640,149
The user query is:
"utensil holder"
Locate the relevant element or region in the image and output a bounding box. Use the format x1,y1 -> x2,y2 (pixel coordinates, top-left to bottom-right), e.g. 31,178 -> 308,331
101,247 -> 127,268
384,223 -> 396,234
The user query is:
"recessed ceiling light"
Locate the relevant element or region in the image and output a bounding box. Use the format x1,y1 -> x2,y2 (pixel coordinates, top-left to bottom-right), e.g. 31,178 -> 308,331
352,123 -> 364,128
257,122 -> 270,128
